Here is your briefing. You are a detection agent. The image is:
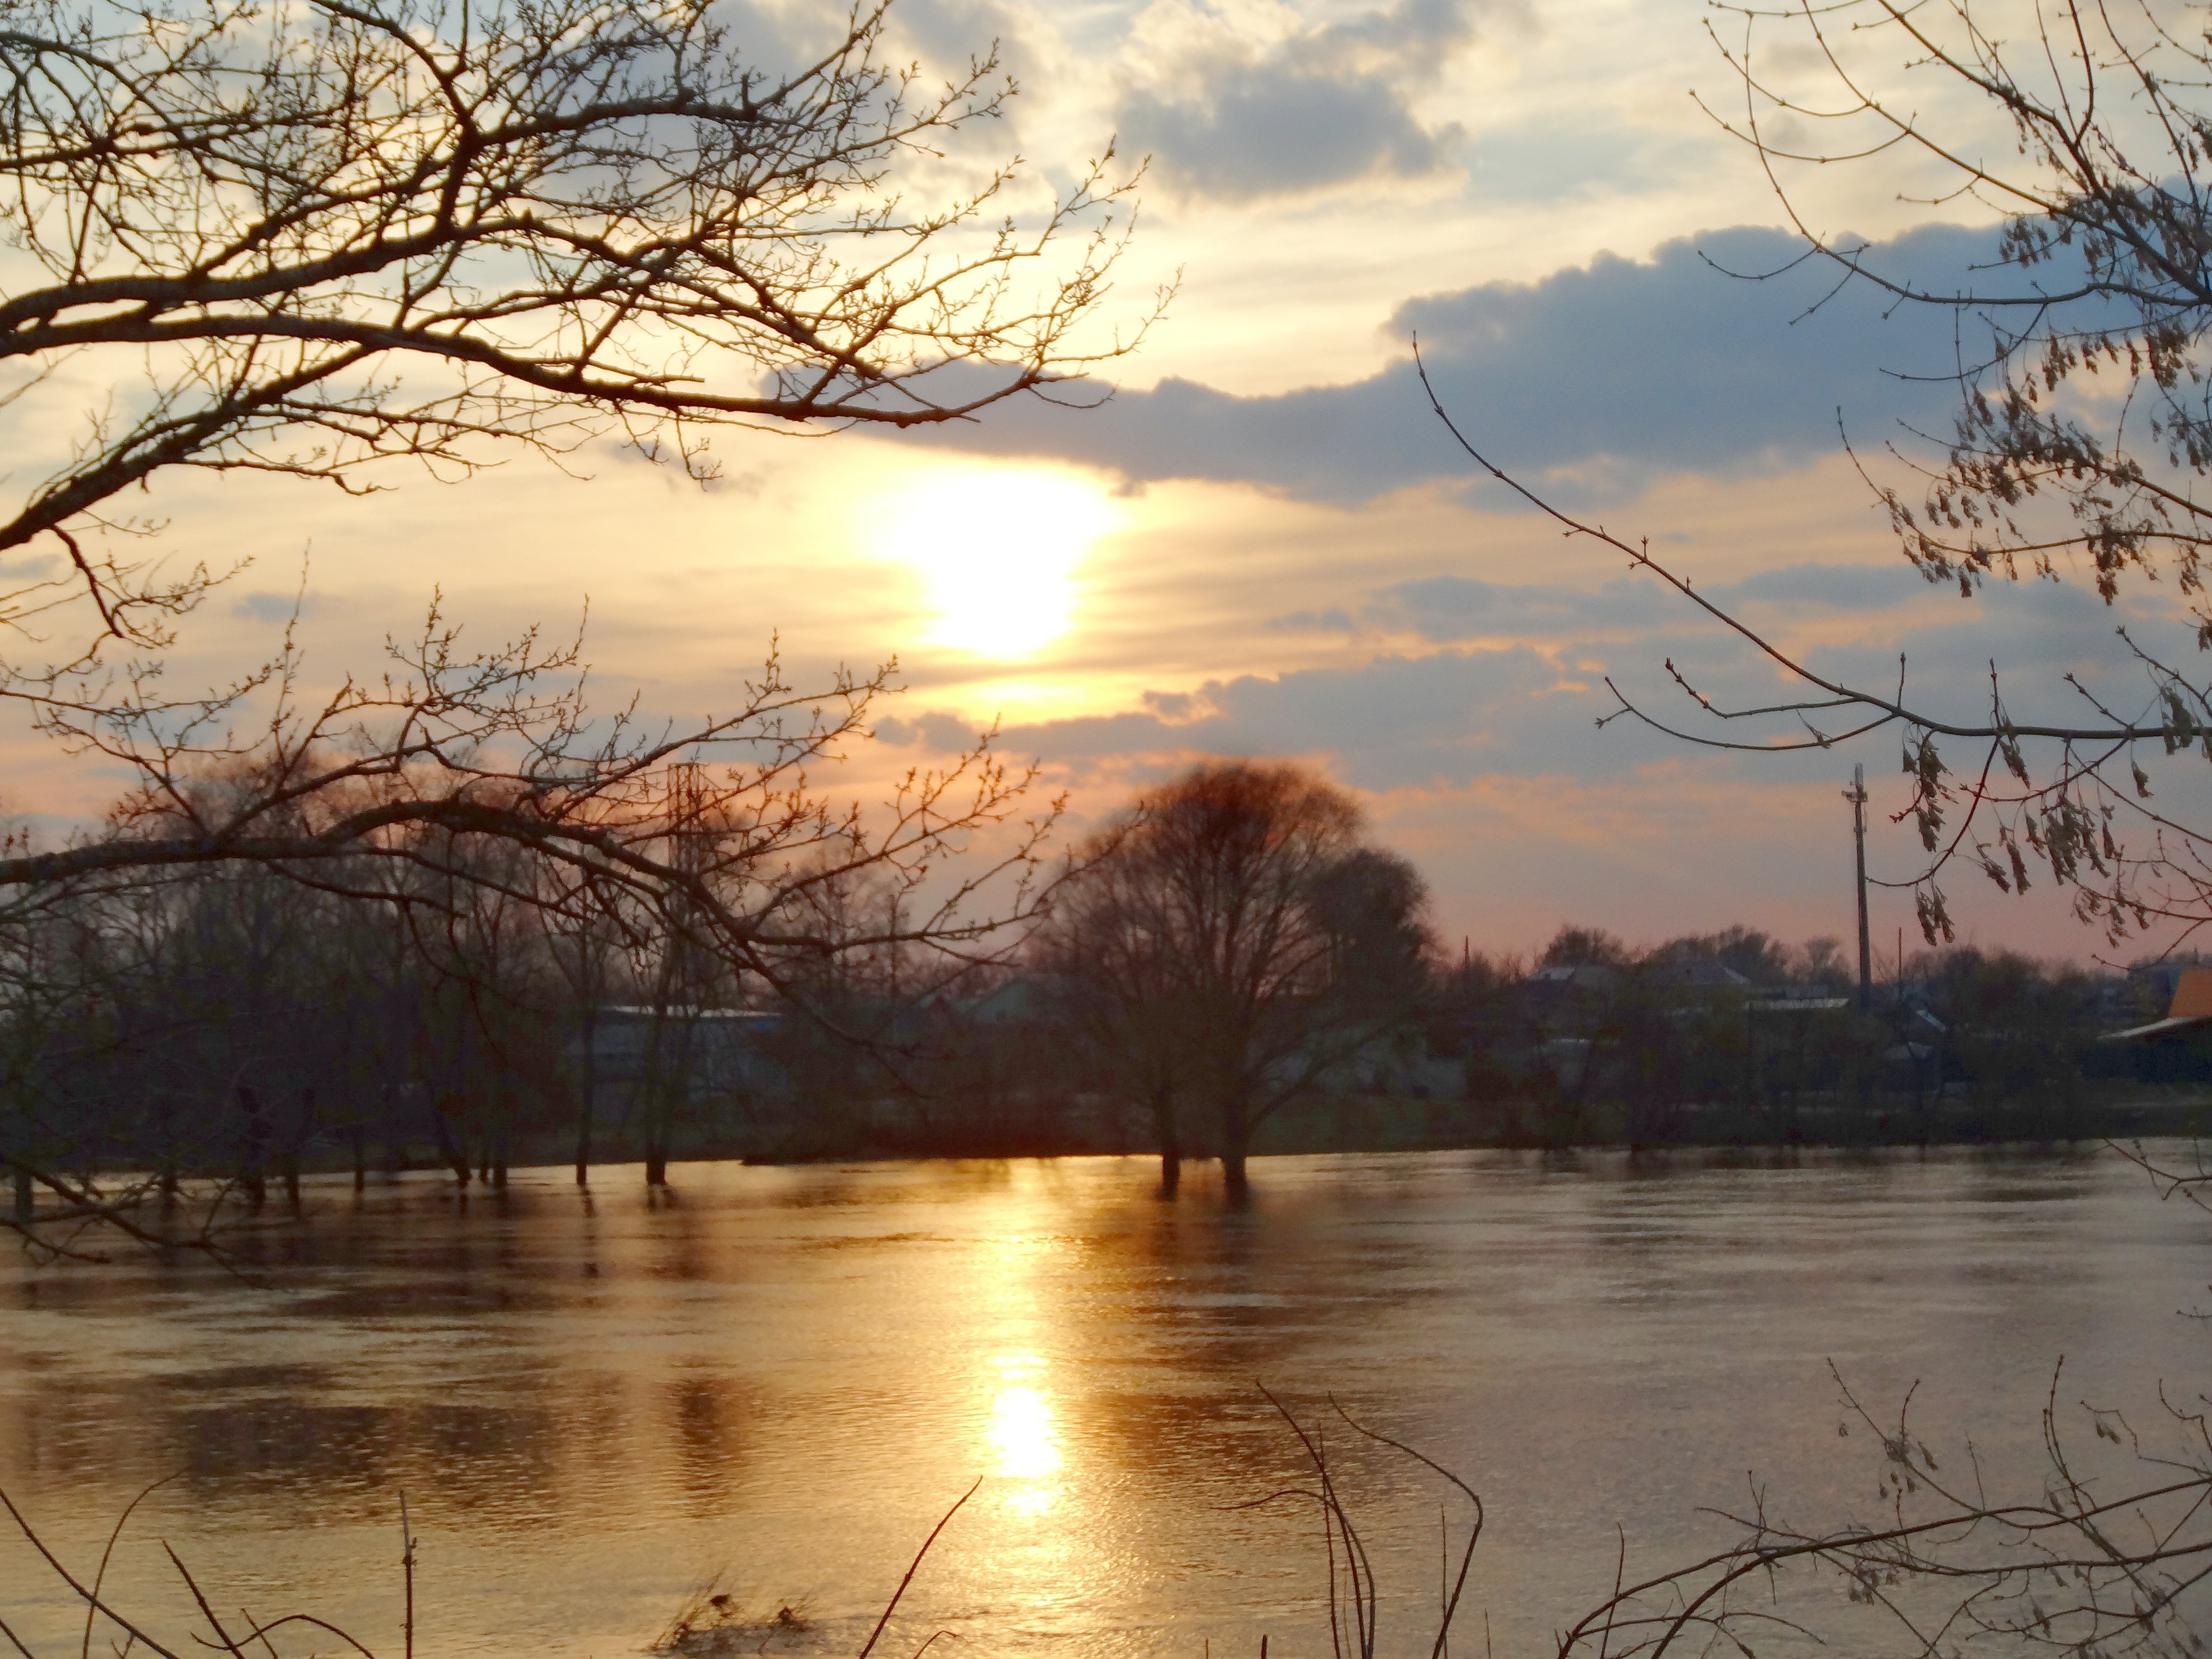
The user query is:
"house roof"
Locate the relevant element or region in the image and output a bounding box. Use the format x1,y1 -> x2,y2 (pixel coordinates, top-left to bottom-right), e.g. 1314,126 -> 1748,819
1646,958 -> 1753,989
2101,967 -> 2212,1042
598,1004 -> 781,1024
1524,963 -> 1620,989
2172,968 -> 2212,1019
2104,1014 -> 2212,1042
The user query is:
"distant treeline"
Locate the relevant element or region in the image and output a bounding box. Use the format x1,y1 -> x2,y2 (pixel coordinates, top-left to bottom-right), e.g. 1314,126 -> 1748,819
2,765 -> 2200,1238
1434,923 -> 2184,1153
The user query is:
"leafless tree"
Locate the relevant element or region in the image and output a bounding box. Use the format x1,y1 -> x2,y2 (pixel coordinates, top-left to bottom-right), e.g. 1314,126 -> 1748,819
0,0 -> 1153,662
1426,0 -> 2212,951
1034,814 -> 1198,1190
0,0 -> 1146,916
1037,761 -> 1435,1198
0,639 -> 1066,1250
1555,1361 -> 2212,1659
0,0 -> 1148,1249
535,854 -> 627,1185
0,876 -> 259,1259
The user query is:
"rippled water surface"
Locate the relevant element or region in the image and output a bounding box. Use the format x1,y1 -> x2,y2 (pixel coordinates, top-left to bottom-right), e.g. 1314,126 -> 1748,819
4,1146 -> 2209,1657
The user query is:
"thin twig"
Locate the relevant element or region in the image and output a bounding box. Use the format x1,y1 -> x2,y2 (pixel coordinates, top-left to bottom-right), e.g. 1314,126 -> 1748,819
855,1481 -> 981,1659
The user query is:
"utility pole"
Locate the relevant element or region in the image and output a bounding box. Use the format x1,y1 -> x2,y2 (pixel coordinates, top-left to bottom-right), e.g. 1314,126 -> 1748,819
1846,763 -> 1872,1012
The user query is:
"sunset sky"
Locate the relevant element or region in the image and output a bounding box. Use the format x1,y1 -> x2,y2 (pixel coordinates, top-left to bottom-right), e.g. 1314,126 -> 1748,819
8,0 -> 2200,965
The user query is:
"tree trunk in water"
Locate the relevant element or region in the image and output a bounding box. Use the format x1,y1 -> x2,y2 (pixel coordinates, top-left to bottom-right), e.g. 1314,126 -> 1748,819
1219,1092 -> 1251,1201
10,1163 -> 30,1224
154,1098 -> 179,1203
1220,1146 -> 1250,1201
1149,1085 -> 1181,1195
351,1125 -> 367,1192
642,1094 -> 669,1185
489,1074 -> 509,1189
236,1084 -> 268,1211
643,1062 -> 678,1188
639,1016 -> 672,1189
575,1020 -> 595,1186
283,1087 -> 311,1210
431,1103 -> 472,1186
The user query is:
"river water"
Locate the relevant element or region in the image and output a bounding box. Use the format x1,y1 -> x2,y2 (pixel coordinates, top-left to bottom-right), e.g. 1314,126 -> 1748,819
2,1146 -> 2209,1658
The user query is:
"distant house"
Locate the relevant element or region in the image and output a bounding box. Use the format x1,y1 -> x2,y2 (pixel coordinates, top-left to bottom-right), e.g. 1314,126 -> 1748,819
944,975 -> 1058,1028
1523,963 -> 1622,995
566,1006 -> 794,1145
2097,967 -> 2212,1084
2103,966 -> 2212,1045
2127,956 -> 2212,1015
1744,991 -> 1852,1015
1645,958 -> 1753,994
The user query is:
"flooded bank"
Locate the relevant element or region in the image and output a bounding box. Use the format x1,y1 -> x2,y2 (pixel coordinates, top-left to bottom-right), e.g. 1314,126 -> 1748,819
2,1145 -> 2206,1657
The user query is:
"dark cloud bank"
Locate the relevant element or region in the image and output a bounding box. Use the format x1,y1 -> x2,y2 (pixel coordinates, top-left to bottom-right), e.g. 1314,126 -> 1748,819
878,569 -> 2167,794
902,221 -> 2097,503
1275,561 -> 1923,642
876,217 -> 2144,791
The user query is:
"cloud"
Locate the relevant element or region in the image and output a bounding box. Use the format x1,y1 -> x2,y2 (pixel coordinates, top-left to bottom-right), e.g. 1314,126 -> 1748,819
1267,561 -> 1948,642
1114,0 -> 1480,200
950,644 -> 1595,791
873,710 -> 988,750
230,590 -> 321,624
1119,73 -> 1452,198
1345,574 -> 1654,638
900,220 -> 2115,504
883,555 -> 2198,800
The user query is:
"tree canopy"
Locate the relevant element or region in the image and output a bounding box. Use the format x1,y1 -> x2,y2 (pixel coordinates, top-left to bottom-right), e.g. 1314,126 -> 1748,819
1040,760 -> 1434,1195
0,0 -> 1142,956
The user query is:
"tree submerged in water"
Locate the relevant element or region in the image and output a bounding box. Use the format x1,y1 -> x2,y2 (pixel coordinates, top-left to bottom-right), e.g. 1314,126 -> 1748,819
0,0 -> 1155,1252
1036,760 -> 1437,1198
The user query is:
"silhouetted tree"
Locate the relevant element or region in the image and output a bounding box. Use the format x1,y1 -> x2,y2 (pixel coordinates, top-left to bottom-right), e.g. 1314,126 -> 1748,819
1036,823 -> 1200,1190
537,869 -> 625,1186
1908,946 -> 2100,1136
0,0 -> 1146,989
1542,926 -> 1633,968
1653,926 -> 1794,986
1043,762 -> 1435,1198
0,0 -> 1148,672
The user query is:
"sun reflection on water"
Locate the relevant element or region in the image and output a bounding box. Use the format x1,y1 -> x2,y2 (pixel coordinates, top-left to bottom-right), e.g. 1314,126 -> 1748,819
987,1355 -> 1062,1515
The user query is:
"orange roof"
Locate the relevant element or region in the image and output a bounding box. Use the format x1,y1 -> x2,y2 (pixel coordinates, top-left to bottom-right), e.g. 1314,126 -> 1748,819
2171,968 -> 2212,1019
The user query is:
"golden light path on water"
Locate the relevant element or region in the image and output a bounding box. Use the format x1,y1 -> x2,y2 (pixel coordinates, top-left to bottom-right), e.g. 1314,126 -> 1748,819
989,1370 -> 1062,1509
4,1152 -> 2211,1659
982,1232 -> 1067,1519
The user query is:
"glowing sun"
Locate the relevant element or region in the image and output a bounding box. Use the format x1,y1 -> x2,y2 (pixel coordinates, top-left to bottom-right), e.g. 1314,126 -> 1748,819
880,468 -> 1116,657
